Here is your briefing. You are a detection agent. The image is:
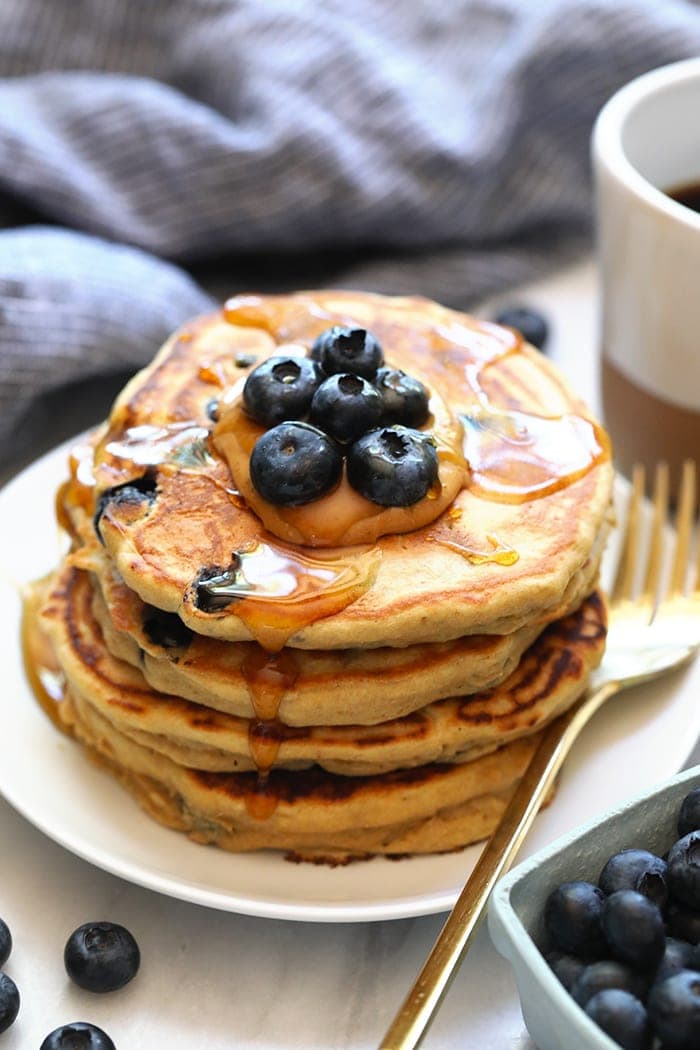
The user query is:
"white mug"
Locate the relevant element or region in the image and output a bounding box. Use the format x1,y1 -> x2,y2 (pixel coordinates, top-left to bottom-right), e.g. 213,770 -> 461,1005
592,57 -> 700,488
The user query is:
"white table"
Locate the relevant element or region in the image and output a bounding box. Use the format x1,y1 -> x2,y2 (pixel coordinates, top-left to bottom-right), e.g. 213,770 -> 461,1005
2,259 -> 698,1050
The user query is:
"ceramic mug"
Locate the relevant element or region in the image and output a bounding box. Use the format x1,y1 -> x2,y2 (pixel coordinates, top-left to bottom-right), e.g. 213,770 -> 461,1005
592,57 -> 700,489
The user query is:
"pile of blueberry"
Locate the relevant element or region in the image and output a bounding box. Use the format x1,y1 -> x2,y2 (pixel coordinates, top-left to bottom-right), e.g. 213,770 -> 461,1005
542,786 -> 700,1049
242,325 -> 439,508
0,917 -> 139,1047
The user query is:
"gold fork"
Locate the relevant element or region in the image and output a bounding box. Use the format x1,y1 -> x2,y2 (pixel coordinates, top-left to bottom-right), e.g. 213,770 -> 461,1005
381,459 -> 700,1050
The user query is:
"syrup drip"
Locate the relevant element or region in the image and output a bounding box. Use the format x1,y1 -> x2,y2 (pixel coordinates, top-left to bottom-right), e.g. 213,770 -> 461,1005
56,440 -> 98,533
245,774 -> 279,821
241,635 -> 300,819
241,646 -> 300,720
197,539 -> 381,651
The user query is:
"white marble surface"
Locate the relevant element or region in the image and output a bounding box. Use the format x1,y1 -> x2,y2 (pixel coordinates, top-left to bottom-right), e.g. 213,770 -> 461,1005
2,259 -> 698,1050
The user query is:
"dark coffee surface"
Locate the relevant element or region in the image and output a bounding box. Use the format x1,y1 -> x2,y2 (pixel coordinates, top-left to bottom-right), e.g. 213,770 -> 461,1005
667,179 -> 700,214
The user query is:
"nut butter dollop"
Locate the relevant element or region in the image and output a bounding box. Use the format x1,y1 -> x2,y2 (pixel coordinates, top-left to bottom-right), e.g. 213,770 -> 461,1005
213,389 -> 468,548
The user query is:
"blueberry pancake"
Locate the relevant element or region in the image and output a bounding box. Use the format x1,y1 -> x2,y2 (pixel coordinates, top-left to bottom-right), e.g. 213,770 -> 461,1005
58,291 -> 613,650
37,565 -> 606,776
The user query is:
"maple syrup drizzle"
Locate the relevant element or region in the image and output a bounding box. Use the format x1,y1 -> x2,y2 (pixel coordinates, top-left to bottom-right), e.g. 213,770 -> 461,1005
224,295 -> 347,343
104,422 -> 212,468
197,538 -> 382,652
460,405 -> 609,503
426,530 -> 519,566
241,645 -> 299,814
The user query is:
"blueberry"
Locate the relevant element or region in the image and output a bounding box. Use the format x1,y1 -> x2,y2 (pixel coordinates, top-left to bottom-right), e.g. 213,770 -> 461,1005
584,989 -> 650,1050
678,788 -> 700,838
667,832 -> 700,910
346,426 -> 438,507
493,305 -> 549,351
93,473 -> 157,542
40,1022 -> 116,1050
194,562 -> 239,613
250,422 -> 342,506
206,398 -> 220,422
310,373 -> 382,443
242,355 -> 320,426
647,970 -> 700,1049
602,890 -> 666,971
0,919 -> 11,968
312,326 -> 384,380
544,881 -> 606,959
64,921 -> 140,993
545,949 -> 586,992
599,849 -> 668,912
667,900 -> 700,945
656,937 -> 700,982
142,608 -> 193,650
375,367 -> 430,428
0,972 -> 19,1034
571,959 -> 649,1007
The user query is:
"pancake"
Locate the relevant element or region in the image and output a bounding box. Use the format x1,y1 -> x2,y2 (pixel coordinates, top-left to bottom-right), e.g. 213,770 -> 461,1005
80,543 -> 595,727
58,687 -> 546,858
26,288 -> 614,862
38,565 -> 606,776
58,291 -> 614,649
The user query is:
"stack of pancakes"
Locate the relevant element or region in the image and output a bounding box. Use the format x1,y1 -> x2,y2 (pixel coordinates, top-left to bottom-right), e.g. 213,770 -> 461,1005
28,291 -> 614,862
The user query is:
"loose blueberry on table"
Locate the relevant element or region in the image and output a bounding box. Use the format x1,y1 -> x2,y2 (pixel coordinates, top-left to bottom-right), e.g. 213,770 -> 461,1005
40,1021 -> 116,1049
541,786 -> 700,1049
0,917 -> 11,968
64,921 -> 140,993
242,325 -> 439,508
0,971 -> 19,1034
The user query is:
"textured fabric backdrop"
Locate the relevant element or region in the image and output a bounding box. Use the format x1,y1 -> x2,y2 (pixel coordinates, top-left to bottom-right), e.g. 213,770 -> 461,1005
1,0 -> 700,471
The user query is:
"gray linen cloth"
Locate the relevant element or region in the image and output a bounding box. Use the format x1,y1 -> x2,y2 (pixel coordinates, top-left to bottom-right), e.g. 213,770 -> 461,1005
1,0 -> 699,472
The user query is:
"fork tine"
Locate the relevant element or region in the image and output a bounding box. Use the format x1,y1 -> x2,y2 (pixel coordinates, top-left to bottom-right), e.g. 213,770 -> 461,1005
668,460 -> 697,598
610,463 -> 645,603
641,462 -> 669,605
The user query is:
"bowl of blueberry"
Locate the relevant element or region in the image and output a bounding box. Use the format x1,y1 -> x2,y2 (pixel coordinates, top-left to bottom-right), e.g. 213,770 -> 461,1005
488,764 -> 700,1050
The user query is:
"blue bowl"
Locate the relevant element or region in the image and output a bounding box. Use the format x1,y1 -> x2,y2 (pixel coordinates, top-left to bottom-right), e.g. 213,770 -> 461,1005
488,764 -> 700,1049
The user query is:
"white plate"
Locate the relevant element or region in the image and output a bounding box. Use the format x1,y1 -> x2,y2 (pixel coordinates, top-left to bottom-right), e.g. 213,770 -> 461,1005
1,443 -> 699,923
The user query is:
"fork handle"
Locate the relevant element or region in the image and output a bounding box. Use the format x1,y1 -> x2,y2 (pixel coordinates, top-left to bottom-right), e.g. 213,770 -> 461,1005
379,679 -> 620,1050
